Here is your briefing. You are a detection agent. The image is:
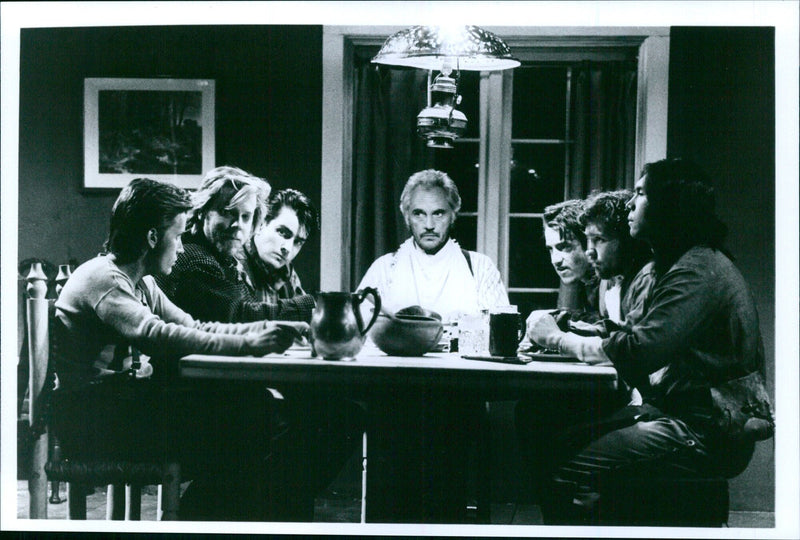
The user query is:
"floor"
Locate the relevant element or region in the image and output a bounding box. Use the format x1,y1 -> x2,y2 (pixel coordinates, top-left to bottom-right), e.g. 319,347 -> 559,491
16,479 -> 774,527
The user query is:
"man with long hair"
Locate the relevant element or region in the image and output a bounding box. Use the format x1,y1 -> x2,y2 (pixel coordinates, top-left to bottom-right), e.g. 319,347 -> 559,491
527,158 -> 772,524
156,166 -> 315,323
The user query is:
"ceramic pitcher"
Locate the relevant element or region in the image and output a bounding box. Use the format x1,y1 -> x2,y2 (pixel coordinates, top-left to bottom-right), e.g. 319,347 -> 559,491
310,288 -> 381,360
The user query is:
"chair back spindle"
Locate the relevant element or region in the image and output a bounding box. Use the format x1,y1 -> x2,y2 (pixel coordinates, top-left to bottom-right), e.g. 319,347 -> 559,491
55,264 -> 72,296
26,263 -> 50,518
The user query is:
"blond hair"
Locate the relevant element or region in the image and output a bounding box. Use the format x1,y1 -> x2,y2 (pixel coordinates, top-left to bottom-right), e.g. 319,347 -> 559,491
188,166 -> 271,234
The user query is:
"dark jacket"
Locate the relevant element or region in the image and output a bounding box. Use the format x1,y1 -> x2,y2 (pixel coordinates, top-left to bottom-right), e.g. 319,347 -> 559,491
155,231 -> 315,323
602,246 -> 766,441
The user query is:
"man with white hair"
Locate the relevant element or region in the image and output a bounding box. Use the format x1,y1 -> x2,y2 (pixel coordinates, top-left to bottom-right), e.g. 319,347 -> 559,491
357,169 -> 509,523
156,165 -> 362,521
358,168 -> 508,322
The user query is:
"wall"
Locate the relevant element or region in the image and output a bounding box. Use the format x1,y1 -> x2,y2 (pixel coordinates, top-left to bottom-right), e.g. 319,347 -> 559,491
667,26 -> 775,512
18,25 -> 323,290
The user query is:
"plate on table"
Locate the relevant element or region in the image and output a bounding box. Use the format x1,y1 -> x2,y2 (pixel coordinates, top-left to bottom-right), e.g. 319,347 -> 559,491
430,341 -> 450,353
520,350 -> 581,362
461,354 -> 532,365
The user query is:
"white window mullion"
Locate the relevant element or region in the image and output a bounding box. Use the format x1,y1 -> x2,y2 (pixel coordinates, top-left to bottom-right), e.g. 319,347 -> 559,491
477,70 -> 513,280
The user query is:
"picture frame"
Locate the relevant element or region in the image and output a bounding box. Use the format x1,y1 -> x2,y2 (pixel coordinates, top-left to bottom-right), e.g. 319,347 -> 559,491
83,78 -> 215,189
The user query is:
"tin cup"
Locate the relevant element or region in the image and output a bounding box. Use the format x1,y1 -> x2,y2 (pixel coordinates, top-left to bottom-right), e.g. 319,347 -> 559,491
488,305 -> 524,357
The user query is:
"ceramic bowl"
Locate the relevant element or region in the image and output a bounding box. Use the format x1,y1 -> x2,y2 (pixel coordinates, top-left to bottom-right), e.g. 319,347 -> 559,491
395,305 -> 443,321
369,313 -> 444,356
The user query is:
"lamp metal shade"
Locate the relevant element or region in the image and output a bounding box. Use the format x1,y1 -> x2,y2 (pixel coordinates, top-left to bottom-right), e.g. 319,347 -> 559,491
372,25 -> 520,71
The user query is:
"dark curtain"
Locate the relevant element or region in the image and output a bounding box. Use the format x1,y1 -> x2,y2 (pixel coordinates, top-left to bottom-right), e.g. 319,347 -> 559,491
560,60 -> 638,309
350,57 -> 431,289
568,60 -> 639,197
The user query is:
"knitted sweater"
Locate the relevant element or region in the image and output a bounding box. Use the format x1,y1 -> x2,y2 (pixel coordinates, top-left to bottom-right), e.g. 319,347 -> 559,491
55,255 -> 270,389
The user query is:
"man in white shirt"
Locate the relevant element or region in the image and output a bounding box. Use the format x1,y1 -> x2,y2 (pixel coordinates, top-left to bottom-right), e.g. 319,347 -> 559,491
356,169 -> 508,523
357,169 -> 508,323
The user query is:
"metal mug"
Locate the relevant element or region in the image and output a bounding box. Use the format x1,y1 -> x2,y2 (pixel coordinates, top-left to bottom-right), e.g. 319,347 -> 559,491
488,306 -> 524,357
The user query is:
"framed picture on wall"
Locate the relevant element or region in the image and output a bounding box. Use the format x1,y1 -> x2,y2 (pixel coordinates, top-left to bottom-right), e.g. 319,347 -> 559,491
83,78 -> 215,189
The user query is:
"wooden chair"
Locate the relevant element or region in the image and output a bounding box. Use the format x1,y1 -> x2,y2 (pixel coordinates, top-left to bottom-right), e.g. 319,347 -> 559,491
24,263 -> 181,520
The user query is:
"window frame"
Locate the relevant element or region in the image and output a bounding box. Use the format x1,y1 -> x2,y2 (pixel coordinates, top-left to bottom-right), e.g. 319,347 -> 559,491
321,26 -> 669,291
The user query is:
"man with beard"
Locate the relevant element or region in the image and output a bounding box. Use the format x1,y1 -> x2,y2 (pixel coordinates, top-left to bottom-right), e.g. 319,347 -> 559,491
357,168 -> 508,323
515,190 -> 657,505
155,165 -> 315,324
156,165 -> 363,521
527,159 -> 772,525
356,169 -> 508,523
582,189 -> 655,330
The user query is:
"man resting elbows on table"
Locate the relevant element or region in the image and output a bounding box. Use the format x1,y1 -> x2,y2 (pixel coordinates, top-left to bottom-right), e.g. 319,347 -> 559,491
516,189 -> 656,504
526,159 -> 772,524
51,178 -> 307,521
155,165 -> 364,521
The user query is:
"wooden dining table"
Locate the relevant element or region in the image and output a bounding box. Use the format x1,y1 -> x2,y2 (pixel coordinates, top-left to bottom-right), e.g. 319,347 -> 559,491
179,342 -> 618,523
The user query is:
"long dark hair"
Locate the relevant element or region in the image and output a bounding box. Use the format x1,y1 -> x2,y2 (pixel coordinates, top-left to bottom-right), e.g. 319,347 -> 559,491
641,158 -> 728,274
105,178 -> 193,264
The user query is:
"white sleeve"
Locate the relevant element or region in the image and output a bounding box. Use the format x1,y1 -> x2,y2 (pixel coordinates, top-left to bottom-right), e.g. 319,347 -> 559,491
471,252 -> 510,309
558,333 -> 611,364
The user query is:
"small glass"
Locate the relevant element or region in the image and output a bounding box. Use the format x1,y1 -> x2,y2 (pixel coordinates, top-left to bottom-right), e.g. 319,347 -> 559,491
458,310 -> 489,357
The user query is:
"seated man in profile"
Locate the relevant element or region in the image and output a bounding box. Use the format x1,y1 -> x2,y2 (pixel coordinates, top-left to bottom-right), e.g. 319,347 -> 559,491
358,168 -> 509,323
542,199 -> 600,319
356,169 -> 509,523
581,189 -> 655,330
238,188 -> 316,304
527,159 -> 772,525
516,191 -> 653,504
156,166 -> 315,324
50,177 -> 307,521
517,199 -> 598,354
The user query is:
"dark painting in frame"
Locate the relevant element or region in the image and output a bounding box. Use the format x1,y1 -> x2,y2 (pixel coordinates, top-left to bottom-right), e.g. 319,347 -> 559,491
83,77 -> 215,189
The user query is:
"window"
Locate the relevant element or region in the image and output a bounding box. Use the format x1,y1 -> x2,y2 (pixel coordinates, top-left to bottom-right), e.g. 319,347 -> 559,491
320,27 -> 670,294
434,55 -> 639,315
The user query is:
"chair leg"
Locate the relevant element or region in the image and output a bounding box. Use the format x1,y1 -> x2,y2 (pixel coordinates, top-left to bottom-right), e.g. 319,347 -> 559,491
67,482 -> 87,519
108,483 -> 126,519
160,462 -> 181,520
48,436 -> 63,504
157,484 -> 163,521
49,480 -> 63,504
126,484 -> 142,520
29,432 -> 49,518
476,401 -> 492,524
360,431 -> 367,524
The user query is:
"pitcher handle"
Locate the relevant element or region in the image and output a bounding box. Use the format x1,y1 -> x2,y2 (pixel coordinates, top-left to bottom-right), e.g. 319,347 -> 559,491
354,287 -> 381,336
518,315 -> 526,343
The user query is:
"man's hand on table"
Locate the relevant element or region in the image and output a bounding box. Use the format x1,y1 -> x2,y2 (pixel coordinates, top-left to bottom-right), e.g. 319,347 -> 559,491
247,321 -> 310,355
524,310 -> 565,351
